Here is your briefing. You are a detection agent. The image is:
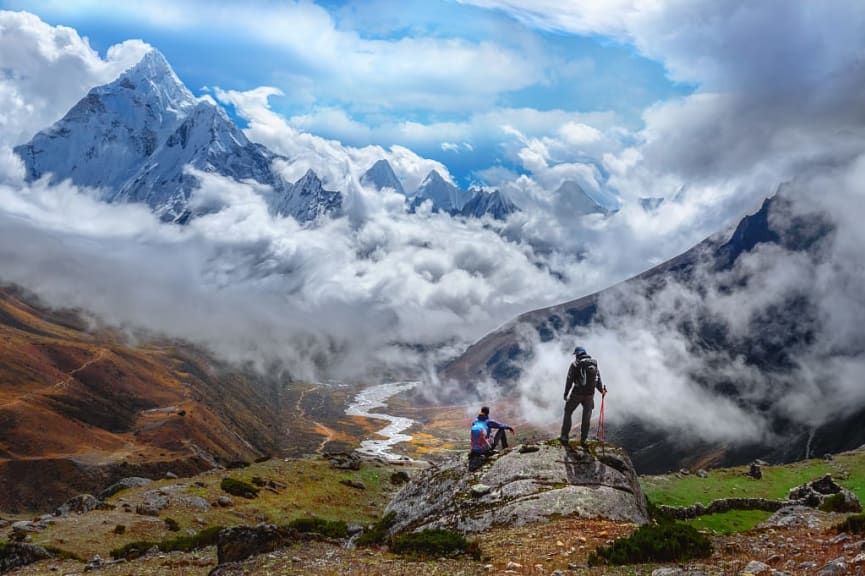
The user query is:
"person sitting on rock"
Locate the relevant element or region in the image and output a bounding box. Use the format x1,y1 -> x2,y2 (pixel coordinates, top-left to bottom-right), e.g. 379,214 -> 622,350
470,406 -> 514,455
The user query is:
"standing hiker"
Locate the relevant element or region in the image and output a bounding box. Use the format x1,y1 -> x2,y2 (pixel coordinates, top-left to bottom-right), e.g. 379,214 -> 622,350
560,346 -> 606,449
471,406 -> 515,455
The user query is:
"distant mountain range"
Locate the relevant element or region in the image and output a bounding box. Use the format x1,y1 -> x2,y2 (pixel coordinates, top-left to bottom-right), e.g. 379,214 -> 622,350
443,193 -> 863,473
15,49 -> 520,223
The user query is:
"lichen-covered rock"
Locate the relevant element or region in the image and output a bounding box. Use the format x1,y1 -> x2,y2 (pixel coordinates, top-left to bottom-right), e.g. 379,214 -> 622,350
0,543 -> 53,572
55,494 -> 100,516
99,477 -> 153,500
758,505 -> 826,529
385,441 -> 648,534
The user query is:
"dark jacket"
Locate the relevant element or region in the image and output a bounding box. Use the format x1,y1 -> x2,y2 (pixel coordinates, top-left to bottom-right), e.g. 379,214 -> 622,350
564,353 -> 604,399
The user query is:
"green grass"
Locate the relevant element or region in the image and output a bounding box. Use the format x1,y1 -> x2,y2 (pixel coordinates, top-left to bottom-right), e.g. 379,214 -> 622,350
684,509 -> 773,534
641,451 -> 865,507
109,526 -> 222,560
286,517 -> 348,539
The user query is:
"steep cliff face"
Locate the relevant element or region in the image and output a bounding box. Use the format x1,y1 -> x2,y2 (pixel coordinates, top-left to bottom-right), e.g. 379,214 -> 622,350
386,441 -> 648,534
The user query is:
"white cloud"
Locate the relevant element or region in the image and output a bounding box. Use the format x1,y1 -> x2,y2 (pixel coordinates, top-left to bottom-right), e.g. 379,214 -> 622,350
0,11 -> 150,147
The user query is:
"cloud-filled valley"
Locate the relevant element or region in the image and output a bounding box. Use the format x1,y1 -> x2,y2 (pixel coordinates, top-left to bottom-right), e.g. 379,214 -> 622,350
1,3 -> 865,458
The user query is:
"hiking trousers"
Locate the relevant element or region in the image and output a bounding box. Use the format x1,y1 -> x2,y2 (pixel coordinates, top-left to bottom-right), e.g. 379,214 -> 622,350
561,393 -> 594,442
489,428 -> 508,450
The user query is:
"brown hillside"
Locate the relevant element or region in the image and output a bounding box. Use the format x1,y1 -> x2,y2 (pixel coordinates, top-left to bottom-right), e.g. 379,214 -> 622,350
0,285 -> 289,513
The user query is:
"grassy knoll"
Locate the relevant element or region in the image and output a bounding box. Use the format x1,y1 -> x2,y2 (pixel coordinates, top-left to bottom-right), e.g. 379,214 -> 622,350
641,449 -> 865,533
25,456 -> 405,560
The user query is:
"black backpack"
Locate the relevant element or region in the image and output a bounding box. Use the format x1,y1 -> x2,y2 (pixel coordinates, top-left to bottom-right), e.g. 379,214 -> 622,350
575,357 -> 599,392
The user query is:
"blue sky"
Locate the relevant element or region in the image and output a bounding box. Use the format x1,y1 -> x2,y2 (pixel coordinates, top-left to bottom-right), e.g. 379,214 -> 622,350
2,0 -> 690,187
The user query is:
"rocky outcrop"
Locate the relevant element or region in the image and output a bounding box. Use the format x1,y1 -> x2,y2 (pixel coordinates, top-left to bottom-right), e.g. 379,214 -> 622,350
385,441 -> 648,534
788,474 -> 862,512
54,494 -> 100,516
216,525 -> 295,564
99,477 -> 153,500
0,543 -> 53,572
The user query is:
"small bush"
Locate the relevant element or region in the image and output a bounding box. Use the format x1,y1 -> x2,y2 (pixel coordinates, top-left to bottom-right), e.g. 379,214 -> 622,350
286,517 -> 348,539
836,513 -> 865,535
389,528 -> 479,559
356,511 -> 396,547
251,476 -> 267,487
647,498 -> 675,524
113,525 -> 126,535
588,522 -> 712,566
819,493 -> 847,512
220,477 -> 259,499
110,526 -> 222,560
164,518 -> 180,532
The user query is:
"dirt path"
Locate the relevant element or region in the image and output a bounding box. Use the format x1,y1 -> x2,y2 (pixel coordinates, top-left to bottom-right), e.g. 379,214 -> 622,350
294,384 -> 338,454
0,347 -> 109,408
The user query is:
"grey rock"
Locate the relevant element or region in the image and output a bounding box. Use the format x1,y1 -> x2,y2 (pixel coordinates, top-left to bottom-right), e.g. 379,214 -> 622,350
217,496 -> 233,507
740,560 -> 771,575
11,520 -> 39,533
697,469 -> 709,478
817,558 -> 848,576
652,568 -> 686,576
327,452 -> 361,471
830,533 -> 849,545
84,554 -> 104,571
385,442 -> 647,534
55,494 -> 100,516
179,495 -> 210,512
99,477 -> 152,500
759,505 -> 826,529
165,471 -> 179,479
0,543 -> 53,572
346,523 -> 363,536
471,484 -> 492,497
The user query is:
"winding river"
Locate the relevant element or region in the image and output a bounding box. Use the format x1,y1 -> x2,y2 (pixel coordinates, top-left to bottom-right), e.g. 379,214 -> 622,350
345,381 -> 420,460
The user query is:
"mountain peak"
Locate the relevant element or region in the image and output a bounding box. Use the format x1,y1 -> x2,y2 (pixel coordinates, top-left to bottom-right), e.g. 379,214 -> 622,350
99,49 -> 196,116
422,169 -> 447,186
361,159 -> 405,195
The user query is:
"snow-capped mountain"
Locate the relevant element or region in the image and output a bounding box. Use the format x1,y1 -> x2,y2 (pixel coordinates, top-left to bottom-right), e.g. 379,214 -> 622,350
555,180 -> 609,215
459,188 -> 520,220
14,50 -> 340,223
410,170 -> 473,214
360,159 -> 405,195
272,169 -> 342,222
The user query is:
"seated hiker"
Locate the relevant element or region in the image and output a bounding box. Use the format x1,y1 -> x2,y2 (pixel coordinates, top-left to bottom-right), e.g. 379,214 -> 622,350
470,406 -> 515,455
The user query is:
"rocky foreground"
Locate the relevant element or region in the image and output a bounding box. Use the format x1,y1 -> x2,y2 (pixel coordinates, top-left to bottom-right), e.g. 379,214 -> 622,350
387,440 -> 648,533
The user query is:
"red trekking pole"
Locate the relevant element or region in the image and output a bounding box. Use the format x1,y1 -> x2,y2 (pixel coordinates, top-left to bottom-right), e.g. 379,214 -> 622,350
595,392 -> 606,442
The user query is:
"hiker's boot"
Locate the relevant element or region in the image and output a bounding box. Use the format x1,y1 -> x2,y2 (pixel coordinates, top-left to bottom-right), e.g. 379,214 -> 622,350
559,436 -> 569,446
580,439 -> 589,451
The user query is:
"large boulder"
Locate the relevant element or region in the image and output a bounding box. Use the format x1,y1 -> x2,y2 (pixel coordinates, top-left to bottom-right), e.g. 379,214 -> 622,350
0,543 -> 53,572
216,524 -> 294,564
385,441 -> 648,534
99,477 -> 153,500
54,494 -> 100,516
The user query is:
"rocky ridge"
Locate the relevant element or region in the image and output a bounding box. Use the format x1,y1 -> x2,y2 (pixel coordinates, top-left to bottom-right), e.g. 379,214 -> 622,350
386,440 -> 648,534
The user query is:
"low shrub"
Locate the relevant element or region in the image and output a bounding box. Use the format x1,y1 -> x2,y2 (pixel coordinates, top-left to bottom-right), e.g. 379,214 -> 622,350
113,525 -> 126,535
588,522 -> 712,566
110,526 -> 222,560
286,517 -> 348,539
647,498 -> 676,524
220,477 -> 259,499
164,518 -> 180,532
389,528 -> 480,559
820,493 -> 848,512
836,513 -> 865,535
356,511 -> 396,547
